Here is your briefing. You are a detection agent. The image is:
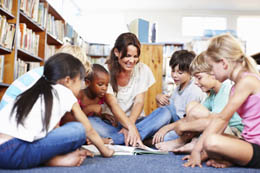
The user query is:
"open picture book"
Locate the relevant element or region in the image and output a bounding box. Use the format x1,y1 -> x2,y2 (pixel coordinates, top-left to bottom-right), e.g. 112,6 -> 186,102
82,144 -> 169,156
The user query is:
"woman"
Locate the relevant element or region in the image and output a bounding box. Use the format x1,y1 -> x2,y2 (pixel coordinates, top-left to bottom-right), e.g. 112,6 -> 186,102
88,32 -> 172,146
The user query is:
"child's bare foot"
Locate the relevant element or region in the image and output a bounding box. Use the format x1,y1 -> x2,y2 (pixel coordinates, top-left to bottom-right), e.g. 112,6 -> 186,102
173,137 -> 198,153
206,159 -> 233,168
155,138 -> 185,151
45,149 -> 89,167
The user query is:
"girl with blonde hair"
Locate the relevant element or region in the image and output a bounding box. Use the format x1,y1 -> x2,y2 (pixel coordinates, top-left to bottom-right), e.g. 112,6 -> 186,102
184,34 -> 260,169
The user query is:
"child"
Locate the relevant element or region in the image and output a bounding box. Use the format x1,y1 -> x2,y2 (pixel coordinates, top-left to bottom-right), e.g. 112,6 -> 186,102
152,50 -> 206,147
184,34 -> 260,169
0,45 -> 91,110
78,64 -> 116,126
159,51 -> 243,153
60,64 -> 117,130
0,53 -> 114,169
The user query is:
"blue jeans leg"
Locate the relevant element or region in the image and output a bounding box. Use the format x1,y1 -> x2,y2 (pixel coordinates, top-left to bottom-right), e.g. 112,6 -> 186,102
136,106 -> 172,140
0,122 -> 86,169
164,104 -> 180,141
165,103 -> 180,122
88,116 -> 124,145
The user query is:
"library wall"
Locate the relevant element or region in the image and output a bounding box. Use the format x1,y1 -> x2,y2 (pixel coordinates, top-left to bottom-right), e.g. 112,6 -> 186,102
72,9 -> 260,44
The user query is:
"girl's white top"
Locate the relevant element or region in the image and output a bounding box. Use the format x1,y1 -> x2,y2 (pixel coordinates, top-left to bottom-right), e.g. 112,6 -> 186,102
0,84 -> 77,142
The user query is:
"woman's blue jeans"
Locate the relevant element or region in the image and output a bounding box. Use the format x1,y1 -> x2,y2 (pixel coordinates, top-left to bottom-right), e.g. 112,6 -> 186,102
0,122 -> 86,169
88,104 -> 177,145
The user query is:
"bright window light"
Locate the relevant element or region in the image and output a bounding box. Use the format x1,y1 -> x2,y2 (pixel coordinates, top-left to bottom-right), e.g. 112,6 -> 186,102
237,17 -> 260,55
182,17 -> 227,36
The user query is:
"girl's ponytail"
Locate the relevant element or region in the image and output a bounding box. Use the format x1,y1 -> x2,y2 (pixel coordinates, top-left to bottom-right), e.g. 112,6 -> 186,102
11,53 -> 85,132
243,55 -> 259,75
12,76 -> 54,131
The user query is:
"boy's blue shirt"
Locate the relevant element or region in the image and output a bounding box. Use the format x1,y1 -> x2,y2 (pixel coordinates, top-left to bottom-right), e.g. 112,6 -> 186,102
203,80 -> 243,132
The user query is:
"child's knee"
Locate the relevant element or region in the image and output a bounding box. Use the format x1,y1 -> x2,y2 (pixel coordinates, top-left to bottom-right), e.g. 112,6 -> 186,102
204,134 -> 221,153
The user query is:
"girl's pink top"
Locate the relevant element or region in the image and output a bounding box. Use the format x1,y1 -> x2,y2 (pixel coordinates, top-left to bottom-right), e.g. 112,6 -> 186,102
78,97 -> 105,116
231,72 -> 260,145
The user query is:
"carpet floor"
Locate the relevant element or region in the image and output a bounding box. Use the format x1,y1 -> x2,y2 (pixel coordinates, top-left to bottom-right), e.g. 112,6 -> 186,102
0,153 -> 258,173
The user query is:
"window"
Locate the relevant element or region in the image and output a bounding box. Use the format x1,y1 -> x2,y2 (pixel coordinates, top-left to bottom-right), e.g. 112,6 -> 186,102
237,17 -> 260,55
182,17 -> 227,36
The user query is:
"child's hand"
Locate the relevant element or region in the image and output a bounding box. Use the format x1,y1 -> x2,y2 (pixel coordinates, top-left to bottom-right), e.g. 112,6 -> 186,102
119,127 -> 142,147
101,113 -> 118,127
156,94 -> 170,106
100,147 -> 114,158
152,126 -> 169,144
183,150 -> 202,168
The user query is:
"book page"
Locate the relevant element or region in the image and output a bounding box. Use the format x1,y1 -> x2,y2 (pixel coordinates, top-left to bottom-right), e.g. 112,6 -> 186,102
82,144 -> 168,156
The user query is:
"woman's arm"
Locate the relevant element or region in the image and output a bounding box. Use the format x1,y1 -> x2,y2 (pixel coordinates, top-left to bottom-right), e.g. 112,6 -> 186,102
129,92 -> 145,124
72,102 -> 114,157
105,93 -> 142,146
184,77 -> 254,167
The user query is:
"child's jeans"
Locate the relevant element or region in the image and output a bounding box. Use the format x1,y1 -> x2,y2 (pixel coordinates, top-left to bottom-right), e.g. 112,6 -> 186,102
0,122 -> 86,169
163,103 -> 180,141
88,104 -> 177,144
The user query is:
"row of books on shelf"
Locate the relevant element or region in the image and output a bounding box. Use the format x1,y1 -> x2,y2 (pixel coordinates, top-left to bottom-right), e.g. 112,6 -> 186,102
20,0 -> 48,28
0,55 -> 4,82
47,14 -> 64,42
19,23 -> 40,57
0,14 -> 16,50
45,44 -> 57,60
16,58 -> 40,78
0,0 -> 13,13
64,23 -> 88,52
88,56 -> 107,66
88,43 -> 110,56
163,44 -> 183,57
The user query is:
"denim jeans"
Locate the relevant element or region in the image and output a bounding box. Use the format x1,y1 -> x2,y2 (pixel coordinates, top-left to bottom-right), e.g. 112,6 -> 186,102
88,105 -> 174,145
0,122 -> 86,169
163,103 -> 180,141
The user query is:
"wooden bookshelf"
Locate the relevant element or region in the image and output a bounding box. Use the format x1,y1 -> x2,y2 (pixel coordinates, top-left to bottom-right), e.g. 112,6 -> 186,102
19,11 -> 44,32
47,32 -> 63,46
0,46 -> 12,54
140,44 -> 163,115
17,48 -> 43,62
0,0 -> 67,100
0,6 -> 15,19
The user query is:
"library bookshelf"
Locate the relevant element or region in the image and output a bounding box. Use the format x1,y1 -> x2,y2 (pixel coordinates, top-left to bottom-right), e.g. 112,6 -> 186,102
0,0 -> 68,99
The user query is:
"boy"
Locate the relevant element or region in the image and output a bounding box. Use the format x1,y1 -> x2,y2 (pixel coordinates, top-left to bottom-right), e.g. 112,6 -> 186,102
152,50 -> 206,146
155,51 -> 243,152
